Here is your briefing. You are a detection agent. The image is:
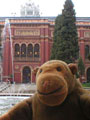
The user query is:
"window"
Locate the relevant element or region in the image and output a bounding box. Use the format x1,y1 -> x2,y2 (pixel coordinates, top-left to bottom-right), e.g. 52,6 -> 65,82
34,44 -> 40,57
85,45 -> 89,58
15,44 -> 20,57
21,44 -> 26,57
27,44 -> 33,57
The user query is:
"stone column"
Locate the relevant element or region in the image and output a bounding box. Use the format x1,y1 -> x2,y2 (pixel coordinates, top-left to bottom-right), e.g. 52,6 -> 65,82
40,28 -> 45,64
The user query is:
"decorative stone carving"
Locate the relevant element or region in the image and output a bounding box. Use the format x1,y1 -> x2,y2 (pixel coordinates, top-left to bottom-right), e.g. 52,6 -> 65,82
15,29 -> 40,36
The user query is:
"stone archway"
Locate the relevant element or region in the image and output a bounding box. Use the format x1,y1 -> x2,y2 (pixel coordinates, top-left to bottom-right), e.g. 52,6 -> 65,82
87,68 -> 90,82
22,66 -> 31,83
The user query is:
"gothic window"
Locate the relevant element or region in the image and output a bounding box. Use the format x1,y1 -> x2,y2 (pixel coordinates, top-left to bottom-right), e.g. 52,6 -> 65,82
34,44 -> 40,57
27,44 -> 33,57
15,44 -> 20,57
85,45 -> 89,58
21,44 -> 26,57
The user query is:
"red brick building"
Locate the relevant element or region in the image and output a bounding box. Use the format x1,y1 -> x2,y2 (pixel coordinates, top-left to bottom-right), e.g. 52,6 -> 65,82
0,17 -> 90,83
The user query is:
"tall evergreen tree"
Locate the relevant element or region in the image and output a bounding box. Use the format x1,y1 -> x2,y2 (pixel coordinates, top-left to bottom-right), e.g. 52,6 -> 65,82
50,15 -> 62,59
50,0 -> 79,63
78,56 -> 85,76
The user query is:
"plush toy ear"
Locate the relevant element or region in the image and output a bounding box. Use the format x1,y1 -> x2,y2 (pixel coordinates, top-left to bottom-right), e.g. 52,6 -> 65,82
68,63 -> 77,75
33,67 -> 39,76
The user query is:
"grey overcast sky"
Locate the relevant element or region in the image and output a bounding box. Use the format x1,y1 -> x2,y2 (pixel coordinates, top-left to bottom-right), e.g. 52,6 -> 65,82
0,0 -> 90,17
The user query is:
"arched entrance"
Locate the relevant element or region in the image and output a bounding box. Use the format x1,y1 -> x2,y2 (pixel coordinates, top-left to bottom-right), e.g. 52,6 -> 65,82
22,66 -> 31,83
87,68 -> 90,82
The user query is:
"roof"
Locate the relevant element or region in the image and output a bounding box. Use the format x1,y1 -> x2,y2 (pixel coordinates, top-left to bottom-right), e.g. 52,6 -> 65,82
0,16 -> 56,22
0,16 -> 90,22
76,17 -> 90,22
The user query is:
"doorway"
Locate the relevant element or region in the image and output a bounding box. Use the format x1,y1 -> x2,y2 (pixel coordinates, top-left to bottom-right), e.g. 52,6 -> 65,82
22,66 -> 31,83
87,68 -> 90,82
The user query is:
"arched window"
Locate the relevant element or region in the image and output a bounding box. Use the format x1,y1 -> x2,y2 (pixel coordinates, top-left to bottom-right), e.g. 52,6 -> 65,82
15,44 -> 20,57
85,45 -> 89,58
27,44 -> 33,57
34,44 -> 40,57
21,44 -> 26,57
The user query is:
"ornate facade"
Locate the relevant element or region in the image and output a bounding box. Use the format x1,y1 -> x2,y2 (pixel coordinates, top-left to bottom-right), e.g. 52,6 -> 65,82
0,17 -> 90,83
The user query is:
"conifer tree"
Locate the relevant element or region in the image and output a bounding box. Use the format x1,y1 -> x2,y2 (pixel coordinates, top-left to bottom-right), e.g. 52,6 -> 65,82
78,56 -> 85,76
50,0 -> 79,63
50,15 -> 62,59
